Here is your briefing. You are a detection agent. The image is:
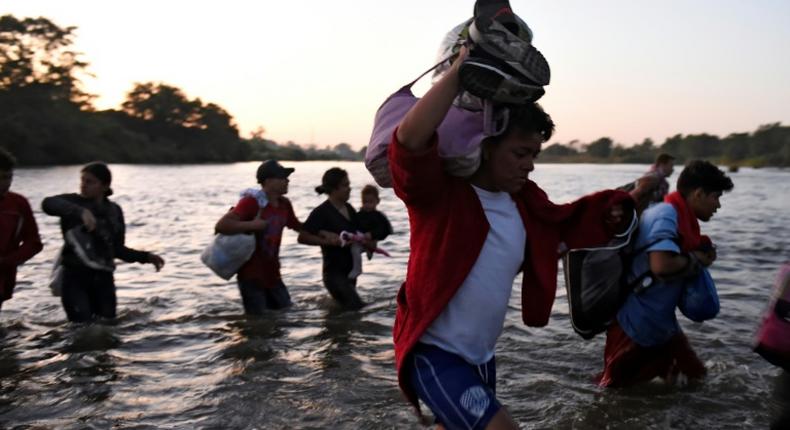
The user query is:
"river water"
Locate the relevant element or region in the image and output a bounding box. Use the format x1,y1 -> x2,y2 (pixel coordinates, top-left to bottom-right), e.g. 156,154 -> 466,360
1,162 -> 788,429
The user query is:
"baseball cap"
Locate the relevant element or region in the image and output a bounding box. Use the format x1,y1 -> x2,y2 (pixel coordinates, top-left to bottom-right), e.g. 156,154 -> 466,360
256,160 -> 295,182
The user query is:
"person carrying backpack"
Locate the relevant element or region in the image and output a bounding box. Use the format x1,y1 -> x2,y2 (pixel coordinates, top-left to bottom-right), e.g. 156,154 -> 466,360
597,160 -> 734,387
390,37 -> 633,428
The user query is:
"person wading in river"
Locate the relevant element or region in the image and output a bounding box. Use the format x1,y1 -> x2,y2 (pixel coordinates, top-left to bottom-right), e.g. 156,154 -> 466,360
0,148 -> 43,314
390,45 -> 633,429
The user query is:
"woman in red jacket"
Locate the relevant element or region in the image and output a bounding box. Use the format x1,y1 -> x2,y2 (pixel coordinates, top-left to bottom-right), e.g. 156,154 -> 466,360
0,148 -> 43,313
391,46 -> 632,429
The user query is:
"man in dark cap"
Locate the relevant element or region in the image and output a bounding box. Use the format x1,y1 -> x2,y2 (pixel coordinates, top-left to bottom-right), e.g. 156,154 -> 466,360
214,160 -> 320,314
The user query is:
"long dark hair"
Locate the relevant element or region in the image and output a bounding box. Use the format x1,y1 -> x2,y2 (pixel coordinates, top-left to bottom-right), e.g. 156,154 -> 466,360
315,167 -> 348,195
82,162 -> 114,197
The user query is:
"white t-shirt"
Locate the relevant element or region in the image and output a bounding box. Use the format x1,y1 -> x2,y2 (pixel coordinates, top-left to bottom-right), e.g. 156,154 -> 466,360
420,185 -> 527,365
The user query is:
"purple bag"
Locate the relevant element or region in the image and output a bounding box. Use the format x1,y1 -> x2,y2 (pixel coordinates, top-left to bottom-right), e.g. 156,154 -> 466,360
365,62 -> 507,187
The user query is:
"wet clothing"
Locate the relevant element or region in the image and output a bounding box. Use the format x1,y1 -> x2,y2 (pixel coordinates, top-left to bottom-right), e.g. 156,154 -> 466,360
388,131 -> 634,409
42,193 -> 151,322
0,191 -> 43,303
237,279 -> 292,314
232,195 -> 301,286
596,322 -> 705,387
303,200 -> 365,309
356,209 -> 392,241
303,200 -> 359,275
617,203 -> 685,347
409,343 -> 501,430
322,270 -> 363,310
61,266 -> 117,322
772,371 -> 790,430
602,196 -> 713,387
420,186 -> 526,365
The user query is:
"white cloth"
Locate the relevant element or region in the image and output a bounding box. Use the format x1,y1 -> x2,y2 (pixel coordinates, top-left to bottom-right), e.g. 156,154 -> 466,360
239,188 -> 268,209
420,186 -> 526,365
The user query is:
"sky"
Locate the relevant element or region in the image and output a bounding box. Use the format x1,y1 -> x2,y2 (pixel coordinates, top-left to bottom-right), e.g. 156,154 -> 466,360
3,0 -> 790,149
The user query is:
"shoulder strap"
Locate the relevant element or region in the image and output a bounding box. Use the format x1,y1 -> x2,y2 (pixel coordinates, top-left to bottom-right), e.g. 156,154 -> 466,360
402,52 -> 457,90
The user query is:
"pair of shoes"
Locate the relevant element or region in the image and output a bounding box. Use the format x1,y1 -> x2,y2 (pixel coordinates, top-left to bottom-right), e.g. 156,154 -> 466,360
460,0 -> 550,103
459,56 -> 545,104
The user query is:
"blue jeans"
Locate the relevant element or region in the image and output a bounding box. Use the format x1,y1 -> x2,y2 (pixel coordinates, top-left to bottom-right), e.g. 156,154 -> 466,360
237,279 -> 292,315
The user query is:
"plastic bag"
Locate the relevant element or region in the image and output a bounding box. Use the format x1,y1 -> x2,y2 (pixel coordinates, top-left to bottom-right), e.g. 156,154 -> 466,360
201,233 -> 256,280
678,268 -> 720,322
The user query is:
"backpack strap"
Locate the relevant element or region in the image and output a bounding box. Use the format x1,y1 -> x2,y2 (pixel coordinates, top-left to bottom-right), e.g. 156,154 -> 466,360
630,237 -> 682,294
402,52 -> 459,90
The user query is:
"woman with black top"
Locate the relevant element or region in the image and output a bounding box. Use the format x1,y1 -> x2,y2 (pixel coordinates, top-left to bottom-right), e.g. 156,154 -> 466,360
298,167 -> 369,310
42,163 -> 165,322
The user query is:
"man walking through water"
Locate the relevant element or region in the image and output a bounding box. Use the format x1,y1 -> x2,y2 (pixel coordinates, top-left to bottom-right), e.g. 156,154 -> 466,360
629,153 -> 675,213
598,160 -> 733,388
389,44 -> 633,429
215,160 -> 321,314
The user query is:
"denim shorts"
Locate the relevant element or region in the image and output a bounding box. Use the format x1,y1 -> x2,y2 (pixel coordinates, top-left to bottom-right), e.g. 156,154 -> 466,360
409,343 -> 501,430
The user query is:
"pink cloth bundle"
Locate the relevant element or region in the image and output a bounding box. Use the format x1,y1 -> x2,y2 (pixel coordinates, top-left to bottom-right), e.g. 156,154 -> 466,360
755,263 -> 790,370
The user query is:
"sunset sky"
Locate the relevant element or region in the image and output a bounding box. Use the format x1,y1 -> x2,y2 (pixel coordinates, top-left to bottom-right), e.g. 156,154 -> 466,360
3,0 -> 789,149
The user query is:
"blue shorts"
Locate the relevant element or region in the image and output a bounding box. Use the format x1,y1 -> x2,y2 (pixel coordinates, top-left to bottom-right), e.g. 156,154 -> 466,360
409,343 -> 501,430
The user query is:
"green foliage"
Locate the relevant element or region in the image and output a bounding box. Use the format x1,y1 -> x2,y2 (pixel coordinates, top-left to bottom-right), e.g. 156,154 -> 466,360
0,13 -> 784,167
0,14 -> 360,165
539,124 -> 790,167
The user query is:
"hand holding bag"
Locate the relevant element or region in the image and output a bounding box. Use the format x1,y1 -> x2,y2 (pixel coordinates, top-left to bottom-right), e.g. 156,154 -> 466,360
678,267 -> 720,322
200,207 -> 262,280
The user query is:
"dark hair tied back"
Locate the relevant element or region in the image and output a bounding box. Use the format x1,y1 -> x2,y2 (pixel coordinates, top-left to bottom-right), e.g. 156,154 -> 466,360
81,162 -> 114,197
316,167 -> 348,195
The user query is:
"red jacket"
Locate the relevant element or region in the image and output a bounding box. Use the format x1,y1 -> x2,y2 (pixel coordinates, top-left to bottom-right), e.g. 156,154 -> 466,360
388,133 -> 633,408
0,192 -> 43,301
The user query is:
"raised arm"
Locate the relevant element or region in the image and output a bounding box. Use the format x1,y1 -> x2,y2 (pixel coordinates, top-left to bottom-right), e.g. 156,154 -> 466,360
42,194 -> 83,219
395,46 -> 468,152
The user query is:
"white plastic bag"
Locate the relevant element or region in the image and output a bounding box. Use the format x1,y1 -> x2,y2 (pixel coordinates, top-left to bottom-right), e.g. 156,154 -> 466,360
200,233 -> 256,280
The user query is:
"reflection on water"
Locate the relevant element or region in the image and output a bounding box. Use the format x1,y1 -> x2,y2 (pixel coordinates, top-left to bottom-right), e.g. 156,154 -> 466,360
1,162 -> 788,428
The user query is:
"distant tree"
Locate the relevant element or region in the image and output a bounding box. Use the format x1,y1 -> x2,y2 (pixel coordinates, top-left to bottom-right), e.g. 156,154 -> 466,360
250,126 -> 266,140
121,82 -> 201,127
586,137 -> 613,158
0,14 -> 92,106
543,143 -> 578,157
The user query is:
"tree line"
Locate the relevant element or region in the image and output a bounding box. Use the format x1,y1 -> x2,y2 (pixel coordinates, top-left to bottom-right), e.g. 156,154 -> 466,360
540,124 -> 790,167
1,14 -> 787,167
0,14 -> 364,166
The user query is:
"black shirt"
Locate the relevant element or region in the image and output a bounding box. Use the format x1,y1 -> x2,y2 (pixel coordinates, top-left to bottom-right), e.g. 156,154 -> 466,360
41,193 -> 149,270
303,200 -> 360,275
356,209 -> 393,241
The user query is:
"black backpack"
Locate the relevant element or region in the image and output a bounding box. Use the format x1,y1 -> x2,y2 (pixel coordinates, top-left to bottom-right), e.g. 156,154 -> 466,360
561,212 -> 657,339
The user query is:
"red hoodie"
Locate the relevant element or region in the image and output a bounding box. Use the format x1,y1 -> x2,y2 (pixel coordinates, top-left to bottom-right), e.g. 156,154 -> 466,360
0,191 -> 43,302
388,133 -> 633,408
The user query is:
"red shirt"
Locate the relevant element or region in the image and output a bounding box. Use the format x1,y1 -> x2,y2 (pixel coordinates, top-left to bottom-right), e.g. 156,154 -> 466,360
0,191 -> 43,301
388,131 -> 633,409
232,195 -> 301,286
